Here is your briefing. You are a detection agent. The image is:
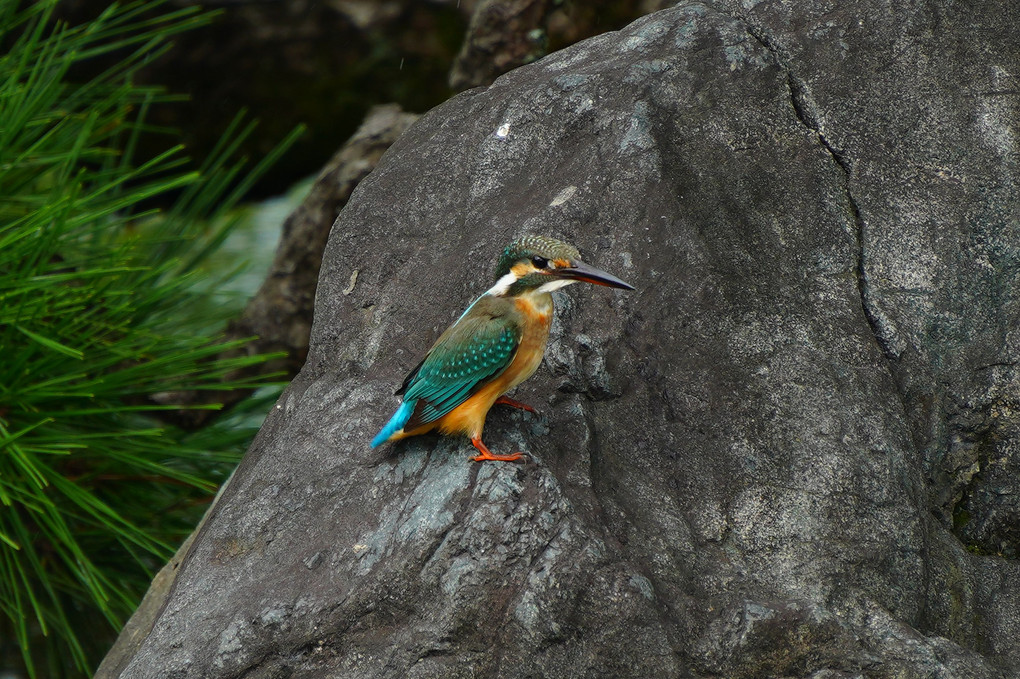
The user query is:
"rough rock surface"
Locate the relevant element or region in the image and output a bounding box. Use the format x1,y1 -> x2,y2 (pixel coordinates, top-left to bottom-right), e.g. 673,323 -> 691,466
113,1 -> 1020,677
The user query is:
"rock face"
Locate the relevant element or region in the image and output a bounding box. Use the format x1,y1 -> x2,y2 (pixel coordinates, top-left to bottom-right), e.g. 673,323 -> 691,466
113,1 -> 1020,677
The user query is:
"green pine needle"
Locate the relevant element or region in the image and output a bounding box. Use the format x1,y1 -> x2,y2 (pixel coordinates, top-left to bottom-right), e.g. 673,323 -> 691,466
0,1 -> 298,676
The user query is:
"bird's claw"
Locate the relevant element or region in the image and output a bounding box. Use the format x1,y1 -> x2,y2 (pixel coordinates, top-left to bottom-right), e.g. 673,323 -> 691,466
494,395 -> 538,415
469,436 -> 527,463
470,451 -> 526,462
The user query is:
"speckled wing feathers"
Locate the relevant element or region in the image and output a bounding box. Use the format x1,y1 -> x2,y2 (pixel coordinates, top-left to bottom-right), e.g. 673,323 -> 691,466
400,307 -> 521,432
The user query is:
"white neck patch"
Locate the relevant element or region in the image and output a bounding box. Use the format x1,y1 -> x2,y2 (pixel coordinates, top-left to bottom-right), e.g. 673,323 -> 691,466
486,271 -> 519,297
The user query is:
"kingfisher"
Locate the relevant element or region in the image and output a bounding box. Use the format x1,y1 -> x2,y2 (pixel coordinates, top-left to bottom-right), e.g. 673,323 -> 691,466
372,235 -> 634,462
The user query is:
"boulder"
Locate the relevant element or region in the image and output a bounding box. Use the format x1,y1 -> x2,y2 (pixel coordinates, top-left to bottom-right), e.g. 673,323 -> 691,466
111,1 -> 1020,677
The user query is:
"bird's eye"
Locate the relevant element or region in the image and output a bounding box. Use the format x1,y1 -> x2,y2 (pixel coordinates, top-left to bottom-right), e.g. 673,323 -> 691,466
531,255 -> 549,269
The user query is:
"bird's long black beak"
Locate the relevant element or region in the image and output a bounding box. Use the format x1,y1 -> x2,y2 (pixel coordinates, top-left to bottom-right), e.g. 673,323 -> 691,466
557,260 -> 635,290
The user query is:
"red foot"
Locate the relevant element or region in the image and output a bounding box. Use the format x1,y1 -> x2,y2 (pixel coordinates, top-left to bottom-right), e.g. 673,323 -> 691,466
494,395 -> 538,414
470,436 -> 526,463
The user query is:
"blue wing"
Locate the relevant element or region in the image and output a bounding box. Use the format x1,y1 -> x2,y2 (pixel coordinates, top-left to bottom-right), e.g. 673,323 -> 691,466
372,300 -> 521,446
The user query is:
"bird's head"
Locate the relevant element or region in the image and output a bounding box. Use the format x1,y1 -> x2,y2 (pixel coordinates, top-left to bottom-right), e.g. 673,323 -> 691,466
490,235 -> 635,297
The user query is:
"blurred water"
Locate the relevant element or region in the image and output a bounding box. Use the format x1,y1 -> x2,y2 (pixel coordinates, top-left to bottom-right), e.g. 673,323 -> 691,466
207,175 -> 315,302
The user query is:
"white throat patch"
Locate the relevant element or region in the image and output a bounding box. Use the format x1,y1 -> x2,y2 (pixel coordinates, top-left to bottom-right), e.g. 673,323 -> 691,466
535,278 -> 576,294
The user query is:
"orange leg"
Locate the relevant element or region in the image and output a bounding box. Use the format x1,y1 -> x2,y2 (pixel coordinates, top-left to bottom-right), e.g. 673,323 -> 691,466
494,395 -> 538,414
470,436 -> 525,463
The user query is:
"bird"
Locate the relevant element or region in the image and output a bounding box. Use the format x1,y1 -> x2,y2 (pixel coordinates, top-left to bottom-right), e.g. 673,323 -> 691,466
371,235 -> 635,462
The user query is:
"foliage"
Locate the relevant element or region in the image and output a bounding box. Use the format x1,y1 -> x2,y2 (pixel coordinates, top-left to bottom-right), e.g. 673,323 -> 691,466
0,1 -> 300,675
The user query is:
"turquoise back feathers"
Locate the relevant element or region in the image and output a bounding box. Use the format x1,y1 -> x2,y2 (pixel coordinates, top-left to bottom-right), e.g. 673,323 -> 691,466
399,313 -> 520,428
371,295 -> 523,447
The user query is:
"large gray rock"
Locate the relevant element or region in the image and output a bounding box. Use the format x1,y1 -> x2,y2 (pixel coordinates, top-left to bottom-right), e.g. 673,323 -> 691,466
113,1 -> 1020,677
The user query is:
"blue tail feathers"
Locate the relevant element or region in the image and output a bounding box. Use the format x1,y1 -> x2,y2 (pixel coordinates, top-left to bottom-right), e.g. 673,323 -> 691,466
372,400 -> 414,448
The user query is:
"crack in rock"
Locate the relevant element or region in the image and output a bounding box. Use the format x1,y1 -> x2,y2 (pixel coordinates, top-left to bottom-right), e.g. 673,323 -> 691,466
738,21 -> 903,363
